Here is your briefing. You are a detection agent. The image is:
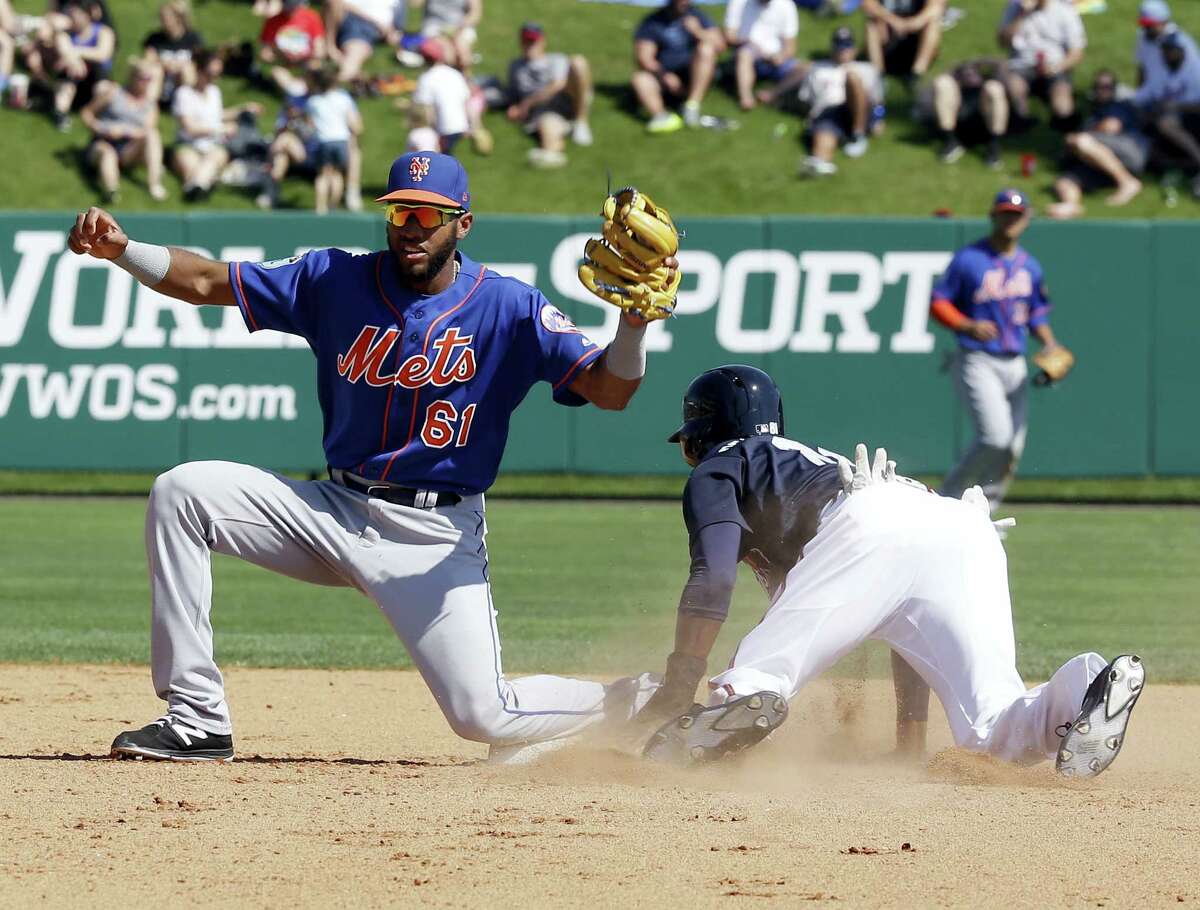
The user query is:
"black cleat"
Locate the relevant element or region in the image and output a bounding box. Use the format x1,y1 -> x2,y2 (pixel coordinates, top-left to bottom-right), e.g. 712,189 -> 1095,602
111,716 -> 234,763
1055,655 -> 1144,779
643,692 -> 788,765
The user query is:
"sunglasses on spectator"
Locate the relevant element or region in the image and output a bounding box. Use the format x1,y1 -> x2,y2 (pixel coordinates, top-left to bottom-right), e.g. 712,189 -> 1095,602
385,204 -> 464,229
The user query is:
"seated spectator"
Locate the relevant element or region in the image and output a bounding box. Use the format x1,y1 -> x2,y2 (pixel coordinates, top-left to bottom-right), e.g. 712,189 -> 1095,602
506,22 -> 593,169
997,0 -> 1086,131
416,0 -> 482,76
1,0 -> 15,102
862,0 -> 945,87
303,64 -> 362,214
405,102 -> 441,151
326,0 -> 401,84
798,27 -> 883,177
1136,31 -> 1200,197
171,49 -> 259,200
80,63 -> 167,202
723,0 -> 800,111
257,90 -> 316,208
1135,1 -> 1199,90
24,1 -> 115,131
410,36 -> 492,158
259,0 -> 326,96
142,0 -> 203,108
1048,70 -> 1147,219
925,58 -> 1009,167
632,0 -> 724,133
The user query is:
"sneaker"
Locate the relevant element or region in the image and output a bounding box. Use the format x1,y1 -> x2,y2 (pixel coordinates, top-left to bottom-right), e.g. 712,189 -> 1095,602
798,155 -> 838,178
985,142 -> 1003,170
643,691 -> 788,765
682,100 -> 702,128
111,716 -> 234,763
527,147 -> 568,169
53,111 -> 71,133
844,135 -> 869,158
344,185 -> 363,212
1055,655 -> 1144,779
571,120 -> 593,147
396,48 -> 425,68
939,138 -> 965,164
646,111 -> 684,134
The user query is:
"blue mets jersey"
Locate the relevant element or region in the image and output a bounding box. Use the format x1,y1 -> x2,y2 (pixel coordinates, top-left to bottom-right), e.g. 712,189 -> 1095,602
230,249 -> 602,494
932,240 -> 1052,355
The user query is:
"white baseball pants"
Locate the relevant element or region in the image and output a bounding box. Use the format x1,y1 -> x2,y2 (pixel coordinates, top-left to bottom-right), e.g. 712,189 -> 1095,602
941,349 -> 1029,509
708,483 -> 1105,764
144,461 -> 620,745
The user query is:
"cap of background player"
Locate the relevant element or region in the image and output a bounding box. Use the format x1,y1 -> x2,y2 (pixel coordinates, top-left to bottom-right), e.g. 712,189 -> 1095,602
831,26 -> 856,51
1138,0 -> 1171,26
991,188 -> 1029,214
376,152 -> 471,210
520,21 -> 544,43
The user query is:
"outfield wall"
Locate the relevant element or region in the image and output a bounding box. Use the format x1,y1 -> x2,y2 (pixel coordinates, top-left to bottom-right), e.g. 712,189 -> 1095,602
0,211 -> 1195,476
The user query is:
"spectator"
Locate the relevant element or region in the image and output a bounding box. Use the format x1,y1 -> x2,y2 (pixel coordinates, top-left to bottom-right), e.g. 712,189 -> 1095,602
410,36 -> 471,153
926,58 -> 1009,167
259,0 -> 326,96
257,91 -> 316,208
141,0 -> 204,108
997,0 -> 1086,131
326,0 -> 402,84
304,64 -> 362,213
79,63 -> 167,202
506,22 -> 593,169
25,1 -> 115,131
171,49 -> 258,200
1,0 -> 14,102
632,0 -> 724,133
722,0 -> 800,111
1048,71 -> 1147,219
1137,31 -> 1200,197
405,101 -> 440,152
416,0 -> 482,76
798,27 -> 883,177
862,0 -> 945,87
1135,1 -> 1199,91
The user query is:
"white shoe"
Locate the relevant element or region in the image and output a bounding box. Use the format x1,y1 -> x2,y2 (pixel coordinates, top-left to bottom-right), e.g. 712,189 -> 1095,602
527,147 -> 567,169
798,155 -> 838,177
571,120 -> 593,146
344,186 -> 363,212
682,101 -> 702,128
843,135 -> 869,158
1056,655 -> 1145,779
487,738 -> 572,766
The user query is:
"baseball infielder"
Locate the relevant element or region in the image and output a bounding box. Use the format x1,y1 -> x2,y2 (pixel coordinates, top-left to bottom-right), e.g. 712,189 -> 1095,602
68,152 -> 669,762
932,188 -> 1068,509
635,365 -> 1143,779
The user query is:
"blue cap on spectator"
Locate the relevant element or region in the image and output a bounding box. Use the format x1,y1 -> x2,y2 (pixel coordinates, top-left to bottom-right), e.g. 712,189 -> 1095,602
991,188 -> 1029,214
1138,0 -> 1171,26
376,152 -> 471,210
831,26 -> 856,50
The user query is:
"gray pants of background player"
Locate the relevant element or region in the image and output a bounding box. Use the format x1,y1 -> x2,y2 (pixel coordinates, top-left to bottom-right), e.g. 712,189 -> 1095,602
940,349 -> 1028,509
145,460 -> 637,745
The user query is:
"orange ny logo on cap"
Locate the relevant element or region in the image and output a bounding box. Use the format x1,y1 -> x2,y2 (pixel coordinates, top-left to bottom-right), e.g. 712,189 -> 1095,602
409,157 -> 431,182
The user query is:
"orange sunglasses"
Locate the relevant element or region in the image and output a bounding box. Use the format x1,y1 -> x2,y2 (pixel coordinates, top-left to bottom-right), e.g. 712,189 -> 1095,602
385,204 -> 464,229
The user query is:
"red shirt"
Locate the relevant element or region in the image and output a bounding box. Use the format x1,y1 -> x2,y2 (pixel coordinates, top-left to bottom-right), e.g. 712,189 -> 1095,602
261,6 -> 325,63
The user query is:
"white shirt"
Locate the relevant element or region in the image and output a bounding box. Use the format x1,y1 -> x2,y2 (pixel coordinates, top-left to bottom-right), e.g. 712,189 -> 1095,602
413,62 -> 471,136
1136,25 -> 1200,90
803,61 -> 883,118
345,0 -> 400,30
1000,0 -> 1087,72
723,0 -> 798,59
305,89 -> 358,143
172,83 -> 223,150
406,125 -> 442,152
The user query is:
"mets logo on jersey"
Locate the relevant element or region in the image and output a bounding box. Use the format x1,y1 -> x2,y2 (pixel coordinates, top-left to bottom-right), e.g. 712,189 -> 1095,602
336,325 -> 476,389
539,304 -> 594,345
974,268 -> 1033,304
409,157 -> 431,182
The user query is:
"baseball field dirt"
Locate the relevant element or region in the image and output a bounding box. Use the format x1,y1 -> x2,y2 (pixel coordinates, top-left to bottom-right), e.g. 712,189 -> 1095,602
1,664 -> 1195,908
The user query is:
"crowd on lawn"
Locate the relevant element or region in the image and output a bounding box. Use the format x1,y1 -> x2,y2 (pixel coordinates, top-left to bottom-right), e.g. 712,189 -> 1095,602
1,0 -> 1199,217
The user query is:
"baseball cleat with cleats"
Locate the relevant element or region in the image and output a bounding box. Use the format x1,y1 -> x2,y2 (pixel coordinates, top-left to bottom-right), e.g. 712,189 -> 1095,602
111,716 -> 234,763
1055,654 -> 1144,780
642,691 -> 788,765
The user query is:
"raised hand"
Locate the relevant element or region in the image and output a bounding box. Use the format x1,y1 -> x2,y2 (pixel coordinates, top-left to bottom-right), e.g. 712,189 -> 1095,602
67,206 -> 128,260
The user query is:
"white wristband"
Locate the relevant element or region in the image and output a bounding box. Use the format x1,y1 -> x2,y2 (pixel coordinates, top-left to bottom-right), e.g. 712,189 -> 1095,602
114,240 -> 172,287
604,317 -> 647,380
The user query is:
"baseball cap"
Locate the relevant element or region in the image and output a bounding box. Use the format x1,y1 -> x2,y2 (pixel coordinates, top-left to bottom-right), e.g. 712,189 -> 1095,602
376,153 -> 471,210
418,37 -> 445,63
1138,0 -> 1170,26
991,188 -> 1029,214
831,26 -> 856,51
519,22 -> 544,42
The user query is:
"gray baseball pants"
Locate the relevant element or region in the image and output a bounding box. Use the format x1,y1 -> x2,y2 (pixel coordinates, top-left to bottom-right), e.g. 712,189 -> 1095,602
144,460 -> 626,745
941,349 -> 1029,509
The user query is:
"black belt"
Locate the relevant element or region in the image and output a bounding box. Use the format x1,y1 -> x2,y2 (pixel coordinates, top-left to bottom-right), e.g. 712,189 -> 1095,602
329,469 -> 461,509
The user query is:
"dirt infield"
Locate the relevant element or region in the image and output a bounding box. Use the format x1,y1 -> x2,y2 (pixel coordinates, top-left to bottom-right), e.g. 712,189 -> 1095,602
1,664 -> 1195,908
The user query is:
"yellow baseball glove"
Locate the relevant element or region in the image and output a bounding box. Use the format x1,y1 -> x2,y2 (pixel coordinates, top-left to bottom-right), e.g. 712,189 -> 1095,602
1032,345 -> 1076,386
577,187 -> 681,321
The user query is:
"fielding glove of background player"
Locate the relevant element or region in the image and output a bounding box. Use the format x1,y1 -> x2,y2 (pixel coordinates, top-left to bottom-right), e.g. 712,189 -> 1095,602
1032,345 -> 1076,386
577,187 -> 681,321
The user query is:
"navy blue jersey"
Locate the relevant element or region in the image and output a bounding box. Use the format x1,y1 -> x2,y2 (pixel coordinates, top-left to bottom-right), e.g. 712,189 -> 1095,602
682,435 -> 844,599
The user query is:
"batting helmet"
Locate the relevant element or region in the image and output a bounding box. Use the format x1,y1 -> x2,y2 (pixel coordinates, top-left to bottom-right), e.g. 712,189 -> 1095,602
667,364 -> 784,459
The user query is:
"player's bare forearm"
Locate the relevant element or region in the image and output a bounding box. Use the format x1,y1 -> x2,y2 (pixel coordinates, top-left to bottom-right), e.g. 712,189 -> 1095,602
1032,323 -> 1058,348
892,650 -> 930,757
156,248 -> 237,307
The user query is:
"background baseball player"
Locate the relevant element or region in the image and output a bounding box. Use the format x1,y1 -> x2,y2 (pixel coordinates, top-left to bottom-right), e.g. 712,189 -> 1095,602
634,365 -> 1142,780
931,188 -> 1074,510
67,152 -> 675,763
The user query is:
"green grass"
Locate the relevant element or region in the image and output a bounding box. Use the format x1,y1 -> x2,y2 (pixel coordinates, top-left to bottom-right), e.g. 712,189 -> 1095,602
3,0 -> 1199,217
1,497 -> 1197,681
